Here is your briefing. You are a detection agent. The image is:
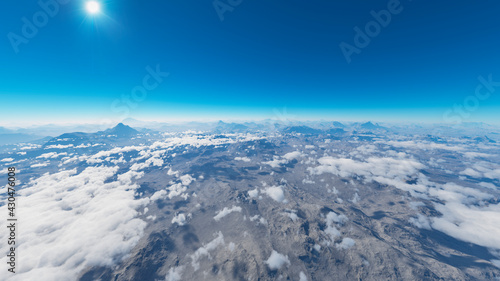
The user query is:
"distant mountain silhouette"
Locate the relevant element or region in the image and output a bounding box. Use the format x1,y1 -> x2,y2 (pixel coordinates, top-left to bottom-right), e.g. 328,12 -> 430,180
102,123 -> 139,137
0,133 -> 46,145
360,122 -> 386,131
283,126 -> 322,134
332,121 -> 345,128
473,136 -> 496,143
45,123 -> 139,146
214,121 -> 249,133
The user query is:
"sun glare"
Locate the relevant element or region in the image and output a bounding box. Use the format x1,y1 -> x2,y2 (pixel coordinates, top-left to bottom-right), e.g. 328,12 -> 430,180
85,1 -> 101,15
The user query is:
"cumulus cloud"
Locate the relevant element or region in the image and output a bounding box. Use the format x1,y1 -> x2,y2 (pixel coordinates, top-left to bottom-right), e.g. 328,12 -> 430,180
283,151 -> 303,161
166,183 -> 188,199
299,271 -> 308,281
180,174 -> 194,186
1,158 -> 14,162
36,152 -> 67,159
249,215 -> 267,225
459,162 -> 500,181
248,188 -> 259,198
409,214 -> 431,230
165,266 -> 184,281
430,202 -> 500,249
286,212 -> 298,222
150,190 -> 167,201
190,232 -> 225,271
265,250 -> 290,270
264,157 -> 287,168
130,155 -> 164,171
235,156 -> 251,162
214,206 -> 242,221
383,140 -> 465,152
326,211 -> 348,225
172,213 -> 187,226
264,151 -> 303,168
150,133 -> 262,151
0,166 -> 148,281
463,152 -> 493,159
336,238 -> 356,250
323,211 -> 346,243
45,144 -> 74,149
262,186 -> 287,203
308,156 -> 428,195
31,162 -> 49,168
354,144 -> 377,155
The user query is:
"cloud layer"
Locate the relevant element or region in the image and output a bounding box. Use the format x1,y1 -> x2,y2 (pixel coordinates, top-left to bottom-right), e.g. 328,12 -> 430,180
0,167 -> 148,281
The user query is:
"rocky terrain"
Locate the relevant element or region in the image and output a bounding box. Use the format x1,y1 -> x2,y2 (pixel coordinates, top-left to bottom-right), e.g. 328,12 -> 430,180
1,122 -> 500,280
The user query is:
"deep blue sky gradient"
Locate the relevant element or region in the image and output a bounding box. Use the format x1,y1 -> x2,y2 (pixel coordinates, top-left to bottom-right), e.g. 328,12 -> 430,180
1,0 -> 500,125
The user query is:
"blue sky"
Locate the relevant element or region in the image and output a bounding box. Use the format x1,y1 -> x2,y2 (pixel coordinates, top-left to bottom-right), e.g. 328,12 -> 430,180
1,0 -> 500,125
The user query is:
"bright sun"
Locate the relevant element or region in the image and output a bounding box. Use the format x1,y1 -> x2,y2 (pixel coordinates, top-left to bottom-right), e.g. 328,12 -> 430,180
85,1 -> 101,14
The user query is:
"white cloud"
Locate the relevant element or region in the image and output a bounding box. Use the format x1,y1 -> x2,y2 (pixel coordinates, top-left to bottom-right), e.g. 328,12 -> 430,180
249,215 -> 267,225
248,188 -> 259,198
460,162 -> 500,181
165,266 -> 184,281
480,182 -> 497,190
1,158 -> 14,162
409,214 -> 431,230
430,202 -> 500,249
190,232 -> 225,271
264,151 -> 303,168
262,186 -> 286,203
336,238 -> 356,250
20,145 -> 40,150
180,174 -> 194,186
283,151 -> 303,161
214,206 -> 242,221
0,166 -> 148,281
460,168 -> 482,178
299,271 -> 308,281
354,144 -> 377,155
383,140 -> 465,152
166,183 -> 188,199
235,156 -> 251,162
31,162 -> 49,168
324,212 -> 342,242
130,155 -> 164,171
286,212 -> 298,222
308,156 -> 428,195
172,213 -> 187,226
36,152 -> 67,159
264,157 -> 287,168
326,211 -> 348,225
45,144 -> 74,149
463,151 -> 493,159
265,250 -> 290,270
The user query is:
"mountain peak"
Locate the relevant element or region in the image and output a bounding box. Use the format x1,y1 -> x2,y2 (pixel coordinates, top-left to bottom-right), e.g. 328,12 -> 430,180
104,123 -> 139,136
